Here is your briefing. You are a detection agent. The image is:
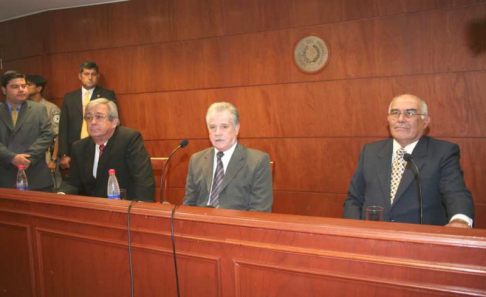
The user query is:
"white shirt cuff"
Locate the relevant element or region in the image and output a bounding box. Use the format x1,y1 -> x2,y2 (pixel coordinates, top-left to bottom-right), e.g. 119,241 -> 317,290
450,214 -> 473,227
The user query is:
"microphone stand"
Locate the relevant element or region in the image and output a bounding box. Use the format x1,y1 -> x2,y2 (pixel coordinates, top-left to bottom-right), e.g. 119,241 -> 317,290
404,154 -> 423,224
159,140 -> 188,203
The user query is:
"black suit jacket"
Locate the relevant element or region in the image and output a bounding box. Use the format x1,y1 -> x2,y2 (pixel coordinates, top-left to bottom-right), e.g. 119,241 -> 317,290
343,136 -> 474,225
58,126 -> 155,201
58,86 -> 116,157
0,101 -> 54,190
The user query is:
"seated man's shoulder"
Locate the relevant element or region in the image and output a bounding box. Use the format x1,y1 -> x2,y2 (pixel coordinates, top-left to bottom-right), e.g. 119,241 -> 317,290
366,138 -> 391,149
242,146 -> 270,162
191,147 -> 213,159
117,126 -> 142,138
426,136 -> 459,153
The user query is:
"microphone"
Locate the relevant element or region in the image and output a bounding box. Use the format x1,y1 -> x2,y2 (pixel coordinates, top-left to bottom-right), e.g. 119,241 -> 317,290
159,140 -> 189,204
403,153 -> 423,224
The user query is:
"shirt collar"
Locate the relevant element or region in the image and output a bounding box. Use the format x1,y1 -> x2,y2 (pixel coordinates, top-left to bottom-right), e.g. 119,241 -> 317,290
392,139 -> 419,155
214,142 -> 238,158
7,102 -> 23,112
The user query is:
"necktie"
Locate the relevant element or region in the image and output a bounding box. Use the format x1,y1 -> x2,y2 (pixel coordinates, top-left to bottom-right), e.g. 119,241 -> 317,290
209,151 -> 225,208
11,106 -> 18,127
80,91 -> 90,138
390,148 -> 407,204
99,144 -> 105,157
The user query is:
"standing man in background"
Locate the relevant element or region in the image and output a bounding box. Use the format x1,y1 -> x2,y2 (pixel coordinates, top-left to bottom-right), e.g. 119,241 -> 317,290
26,74 -> 62,188
58,61 -> 117,170
343,94 -> 474,227
183,102 -> 273,212
0,71 -> 54,191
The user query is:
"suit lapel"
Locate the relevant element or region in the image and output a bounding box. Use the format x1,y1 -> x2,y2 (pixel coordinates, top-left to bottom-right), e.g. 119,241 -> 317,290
91,87 -> 103,100
84,138 -> 96,182
203,149 -> 214,193
13,101 -> 30,132
220,144 -> 245,191
75,89 -> 83,115
96,127 -> 118,178
392,137 -> 428,206
0,103 -> 14,131
376,139 -> 393,207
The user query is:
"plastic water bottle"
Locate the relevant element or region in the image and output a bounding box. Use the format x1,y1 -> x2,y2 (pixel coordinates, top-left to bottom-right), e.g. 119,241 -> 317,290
107,169 -> 121,199
16,165 -> 29,190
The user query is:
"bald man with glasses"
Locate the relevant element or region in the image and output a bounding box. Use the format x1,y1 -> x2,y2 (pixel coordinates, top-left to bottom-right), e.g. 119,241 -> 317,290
343,94 -> 474,227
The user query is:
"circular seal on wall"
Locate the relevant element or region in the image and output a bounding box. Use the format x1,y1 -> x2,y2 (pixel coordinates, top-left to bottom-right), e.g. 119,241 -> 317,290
293,35 -> 330,74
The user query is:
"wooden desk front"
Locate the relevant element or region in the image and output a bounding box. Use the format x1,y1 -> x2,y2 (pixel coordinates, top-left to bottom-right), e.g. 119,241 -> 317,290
0,189 -> 485,296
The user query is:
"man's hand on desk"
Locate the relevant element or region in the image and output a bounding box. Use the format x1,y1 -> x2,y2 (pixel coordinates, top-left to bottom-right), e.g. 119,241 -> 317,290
446,219 -> 471,228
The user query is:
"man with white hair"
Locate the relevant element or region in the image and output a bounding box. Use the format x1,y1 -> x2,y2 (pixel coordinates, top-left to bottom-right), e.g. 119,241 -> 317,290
58,99 -> 155,201
183,102 -> 273,212
344,94 -> 474,227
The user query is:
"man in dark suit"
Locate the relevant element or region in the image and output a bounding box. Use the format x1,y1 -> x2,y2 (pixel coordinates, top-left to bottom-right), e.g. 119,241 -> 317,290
183,102 -> 273,212
58,61 -> 117,170
58,99 -> 155,201
344,94 -> 474,227
0,71 -> 54,191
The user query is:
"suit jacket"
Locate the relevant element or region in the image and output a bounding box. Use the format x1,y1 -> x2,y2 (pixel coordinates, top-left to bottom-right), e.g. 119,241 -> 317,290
343,136 -> 474,225
58,126 -> 155,201
0,101 -> 54,189
183,143 -> 273,212
58,86 -> 117,157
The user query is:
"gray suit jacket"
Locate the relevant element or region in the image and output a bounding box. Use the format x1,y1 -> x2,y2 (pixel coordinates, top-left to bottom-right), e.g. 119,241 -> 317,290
183,143 -> 273,212
343,136 -> 474,225
0,101 -> 54,189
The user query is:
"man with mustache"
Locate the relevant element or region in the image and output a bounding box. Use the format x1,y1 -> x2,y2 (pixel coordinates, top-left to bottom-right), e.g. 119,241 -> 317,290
58,99 -> 155,201
183,102 -> 273,212
344,94 -> 474,227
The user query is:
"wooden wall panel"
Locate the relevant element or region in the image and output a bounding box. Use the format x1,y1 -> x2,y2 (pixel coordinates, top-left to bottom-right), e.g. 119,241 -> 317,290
1,56 -> 43,76
42,3 -> 486,99
0,223 -> 35,297
117,72 -> 486,141
44,0 -> 224,54
0,13 -> 46,61
1,0 -> 485,227
35,0 -> 484,57
271,192 -> 347,217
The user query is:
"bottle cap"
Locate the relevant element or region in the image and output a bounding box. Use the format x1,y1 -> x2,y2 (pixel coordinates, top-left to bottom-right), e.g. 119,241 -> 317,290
109,169 -> 116,174
18,165 -> 25,169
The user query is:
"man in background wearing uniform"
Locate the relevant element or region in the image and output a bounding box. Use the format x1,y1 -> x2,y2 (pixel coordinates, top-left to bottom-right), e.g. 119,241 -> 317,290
26,74 -> 61,188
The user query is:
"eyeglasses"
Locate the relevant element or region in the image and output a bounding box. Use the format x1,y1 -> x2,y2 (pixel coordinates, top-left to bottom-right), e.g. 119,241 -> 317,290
85,113 -> 109,122
388,109 -> 426,119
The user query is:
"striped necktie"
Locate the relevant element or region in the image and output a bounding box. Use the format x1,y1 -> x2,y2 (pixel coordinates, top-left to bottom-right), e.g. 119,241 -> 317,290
209,151 -> 225,208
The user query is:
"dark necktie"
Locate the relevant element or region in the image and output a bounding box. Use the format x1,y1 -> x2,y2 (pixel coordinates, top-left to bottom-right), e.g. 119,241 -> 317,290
209,151 -> 224,208
99,144 -> 105,157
